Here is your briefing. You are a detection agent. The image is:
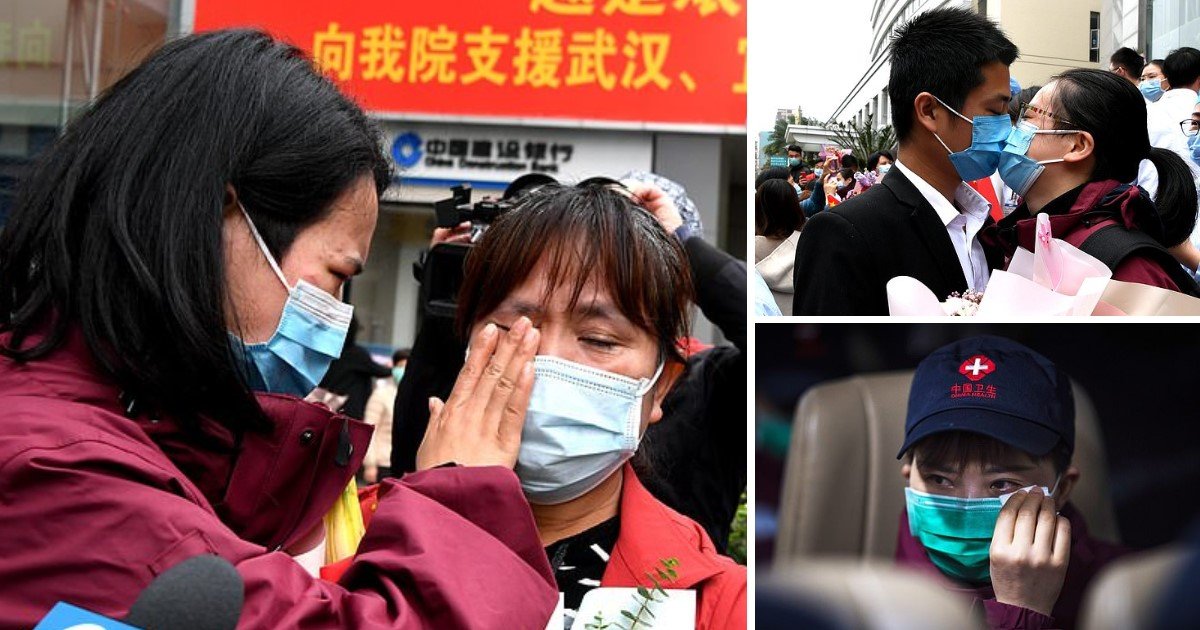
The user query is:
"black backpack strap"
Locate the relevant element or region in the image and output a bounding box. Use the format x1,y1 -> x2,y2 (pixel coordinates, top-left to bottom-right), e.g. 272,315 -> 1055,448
1081,225 -> 1200,297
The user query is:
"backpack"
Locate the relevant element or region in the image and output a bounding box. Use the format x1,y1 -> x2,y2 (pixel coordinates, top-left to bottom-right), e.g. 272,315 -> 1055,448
1080,224 -> 1200,297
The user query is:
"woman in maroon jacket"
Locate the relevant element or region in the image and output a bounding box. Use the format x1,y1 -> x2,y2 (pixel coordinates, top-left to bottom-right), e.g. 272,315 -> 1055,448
0,30 -> 556,628
992,68 -> 1200,295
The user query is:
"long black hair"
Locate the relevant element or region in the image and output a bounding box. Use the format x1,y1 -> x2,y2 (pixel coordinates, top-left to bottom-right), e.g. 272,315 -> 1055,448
1050,68 -> 1197,246
0,30 -> 391,434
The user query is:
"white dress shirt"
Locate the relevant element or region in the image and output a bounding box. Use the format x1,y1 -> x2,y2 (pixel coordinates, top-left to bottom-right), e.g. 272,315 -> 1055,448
893,160 -> 993,291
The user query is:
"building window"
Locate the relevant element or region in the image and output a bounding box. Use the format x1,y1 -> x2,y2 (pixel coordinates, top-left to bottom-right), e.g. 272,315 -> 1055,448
1089,12 -> 1100,63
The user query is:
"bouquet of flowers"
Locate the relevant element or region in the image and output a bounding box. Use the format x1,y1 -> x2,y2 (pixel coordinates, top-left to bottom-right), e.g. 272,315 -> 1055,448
888,214 -> 1112,316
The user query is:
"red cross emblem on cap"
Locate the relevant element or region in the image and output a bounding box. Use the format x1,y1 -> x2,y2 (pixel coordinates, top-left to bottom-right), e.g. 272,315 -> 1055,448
959,354 -> 996,382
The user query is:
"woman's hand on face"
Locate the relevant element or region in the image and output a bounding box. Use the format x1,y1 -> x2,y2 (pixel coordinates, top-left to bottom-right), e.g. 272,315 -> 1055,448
415,317 -> 539,471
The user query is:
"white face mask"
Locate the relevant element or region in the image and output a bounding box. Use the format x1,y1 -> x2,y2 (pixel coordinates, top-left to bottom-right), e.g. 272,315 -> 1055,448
515,355 -> 664,505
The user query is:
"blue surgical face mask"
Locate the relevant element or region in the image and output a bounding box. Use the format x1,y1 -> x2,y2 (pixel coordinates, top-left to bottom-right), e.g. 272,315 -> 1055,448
392,365 -> 406,384
232,204 -> 353,398
788,157 -> 801,166
793,183 -> 803,196
1188,133 -> 1200,166
516,356 -> 664,504
877,163 -> 892,175
931,95 -> 1013,182
814,168 -> 824,177
905,478 -> 1058,584
997,121 -> 1080,198
1139,79 -> 1164,102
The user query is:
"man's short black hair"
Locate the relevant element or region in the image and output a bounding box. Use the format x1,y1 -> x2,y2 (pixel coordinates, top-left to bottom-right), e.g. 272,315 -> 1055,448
840,154 -> 860,172
786,144 -> 803,154
1163,47 -> 1200,89
887,7 -> 1019,142
1110,47 -> 1145,78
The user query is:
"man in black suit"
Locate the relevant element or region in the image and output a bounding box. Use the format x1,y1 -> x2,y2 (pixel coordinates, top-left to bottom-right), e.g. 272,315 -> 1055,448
792,8 -> 1018,315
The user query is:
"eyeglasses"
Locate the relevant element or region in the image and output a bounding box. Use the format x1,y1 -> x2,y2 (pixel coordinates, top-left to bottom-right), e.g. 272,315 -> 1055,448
1180,119 -> 1200,137
1019,103 -> 1076,128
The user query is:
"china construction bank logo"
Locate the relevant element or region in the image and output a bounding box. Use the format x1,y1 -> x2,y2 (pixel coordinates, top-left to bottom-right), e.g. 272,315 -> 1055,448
391,131 -> 423,169
952,354 -> 998,400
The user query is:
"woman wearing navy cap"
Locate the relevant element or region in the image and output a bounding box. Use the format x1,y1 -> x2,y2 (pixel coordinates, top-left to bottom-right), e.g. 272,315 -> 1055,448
895,336 -> 1128,630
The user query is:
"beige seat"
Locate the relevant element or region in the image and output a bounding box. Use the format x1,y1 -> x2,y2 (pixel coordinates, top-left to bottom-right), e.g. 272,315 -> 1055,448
762,560 -> 984,630
1078,546 -> 1191,630
775,370 -> 1119,562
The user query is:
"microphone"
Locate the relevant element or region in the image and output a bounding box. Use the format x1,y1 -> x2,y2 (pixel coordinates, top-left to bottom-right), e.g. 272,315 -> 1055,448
125,554 -> 244,630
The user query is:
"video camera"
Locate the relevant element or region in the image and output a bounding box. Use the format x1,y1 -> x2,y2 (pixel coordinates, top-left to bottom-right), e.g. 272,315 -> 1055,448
419,173 -> 559,321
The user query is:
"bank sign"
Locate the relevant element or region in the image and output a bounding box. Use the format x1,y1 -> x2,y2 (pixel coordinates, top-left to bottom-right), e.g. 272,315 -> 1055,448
385,124 -> 653,187
192,0 -> 745,131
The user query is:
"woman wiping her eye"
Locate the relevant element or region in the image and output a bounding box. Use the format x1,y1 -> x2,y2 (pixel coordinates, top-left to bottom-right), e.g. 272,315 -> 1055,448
436,183 -> 747,630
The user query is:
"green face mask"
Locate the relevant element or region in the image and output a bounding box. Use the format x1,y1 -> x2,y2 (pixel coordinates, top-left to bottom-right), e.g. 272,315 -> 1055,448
905,481 -> 1057,584
905,487 -> 1000,583
392,366 -> 406,384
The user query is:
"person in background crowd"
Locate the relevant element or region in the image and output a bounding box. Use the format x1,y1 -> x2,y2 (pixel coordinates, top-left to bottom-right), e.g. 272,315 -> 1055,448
760,165 -> 824,217
1149,49 -> 1200,161
1110,46 -> 1145,87
895,337 -> 1127,630
0,29 -> 556,627
362,348 -> 408,483
993,69 -> 1200,295
1187,104 -> 1200,169
1136,48 -> 1200,273
753,269 -> 784,317
1140,59 -> 1169,103
868,150 -> 895,178
755,179 -> 806,314
830,167 -> 857,201
452,183 -> 746,630
793,8 -> 1012,314
319,315 -> 391,420
787,143 -> 804,166
788,163 -> 806,190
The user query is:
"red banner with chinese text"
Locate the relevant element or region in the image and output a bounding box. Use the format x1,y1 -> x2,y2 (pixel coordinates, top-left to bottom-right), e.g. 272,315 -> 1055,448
193,0 -> 746,130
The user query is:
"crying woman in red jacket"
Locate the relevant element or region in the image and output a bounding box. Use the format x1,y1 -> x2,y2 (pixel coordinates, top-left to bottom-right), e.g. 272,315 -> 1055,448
0,30 -> 557,629
448,183 -> 748,630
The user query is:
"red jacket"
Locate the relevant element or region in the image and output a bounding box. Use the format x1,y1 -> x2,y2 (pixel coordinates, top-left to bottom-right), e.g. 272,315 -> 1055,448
601,465 -> 746,630
0,328 -> 557,629
895,503 -> 1128,630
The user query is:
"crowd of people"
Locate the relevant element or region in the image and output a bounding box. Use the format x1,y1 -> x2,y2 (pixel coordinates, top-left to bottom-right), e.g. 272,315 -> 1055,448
0,28 -> 746,629
755,7 -> 1200,316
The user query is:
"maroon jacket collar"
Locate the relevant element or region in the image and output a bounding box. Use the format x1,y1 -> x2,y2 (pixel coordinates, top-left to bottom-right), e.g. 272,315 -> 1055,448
994,180 -> 1164,255
0,326 -> 372,551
